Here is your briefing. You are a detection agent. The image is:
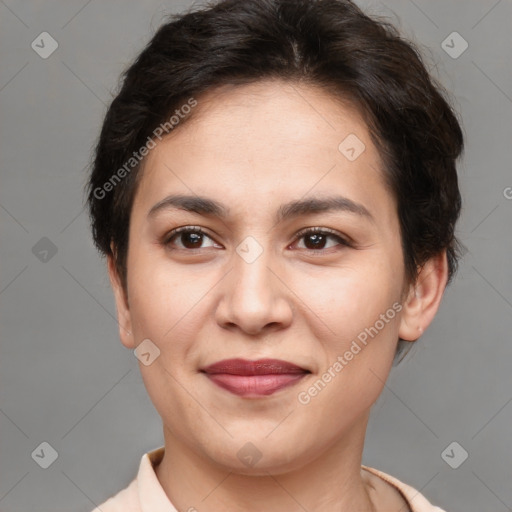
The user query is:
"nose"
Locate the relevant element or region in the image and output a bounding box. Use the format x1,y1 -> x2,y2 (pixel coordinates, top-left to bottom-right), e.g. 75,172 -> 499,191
215,241 -> 293,336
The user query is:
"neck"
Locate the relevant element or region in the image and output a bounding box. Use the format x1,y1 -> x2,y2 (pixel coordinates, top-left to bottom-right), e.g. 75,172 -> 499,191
154,417 -> 377,512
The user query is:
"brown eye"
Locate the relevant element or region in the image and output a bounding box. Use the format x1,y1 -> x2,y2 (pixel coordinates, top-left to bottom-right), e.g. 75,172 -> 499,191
164,227 -> 220,250
175,231 -> 203,249
302,232 -> 329,250
294,228 -> 350,252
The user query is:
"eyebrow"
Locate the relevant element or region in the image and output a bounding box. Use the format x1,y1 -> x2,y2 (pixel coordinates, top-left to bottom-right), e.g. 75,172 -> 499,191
148,194 -> 373,223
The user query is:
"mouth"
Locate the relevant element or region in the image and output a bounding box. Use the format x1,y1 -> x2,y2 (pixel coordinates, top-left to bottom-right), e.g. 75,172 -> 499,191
200,358 -> 311,397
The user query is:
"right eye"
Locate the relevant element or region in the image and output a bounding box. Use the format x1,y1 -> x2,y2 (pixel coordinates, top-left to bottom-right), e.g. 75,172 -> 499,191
163,226 -> 223,251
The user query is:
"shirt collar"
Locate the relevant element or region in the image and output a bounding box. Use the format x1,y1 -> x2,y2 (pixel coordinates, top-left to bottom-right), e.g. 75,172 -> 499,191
137,446 -> 441,512
138,446 -> 179,512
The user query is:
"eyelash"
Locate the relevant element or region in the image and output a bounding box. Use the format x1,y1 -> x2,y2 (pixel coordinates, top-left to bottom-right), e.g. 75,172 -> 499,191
163,226 -> 351,254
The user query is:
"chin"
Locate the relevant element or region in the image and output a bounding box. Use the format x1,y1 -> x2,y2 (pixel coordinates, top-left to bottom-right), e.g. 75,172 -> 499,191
201,433 -> 316,477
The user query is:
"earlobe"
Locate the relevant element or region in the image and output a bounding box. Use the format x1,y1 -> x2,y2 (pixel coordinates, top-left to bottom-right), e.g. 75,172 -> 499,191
107,253 -> 135,349
398,251 -> 449,341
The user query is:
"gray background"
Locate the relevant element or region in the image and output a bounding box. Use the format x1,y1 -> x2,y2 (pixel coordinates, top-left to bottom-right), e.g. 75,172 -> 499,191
0,0 -> 511,511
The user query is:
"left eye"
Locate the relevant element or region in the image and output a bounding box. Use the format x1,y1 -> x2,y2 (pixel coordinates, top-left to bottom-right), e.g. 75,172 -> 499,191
293,228 -> 349,251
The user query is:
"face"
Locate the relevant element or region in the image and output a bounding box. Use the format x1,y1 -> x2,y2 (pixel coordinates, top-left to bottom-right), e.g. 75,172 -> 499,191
111,80 -> 417,475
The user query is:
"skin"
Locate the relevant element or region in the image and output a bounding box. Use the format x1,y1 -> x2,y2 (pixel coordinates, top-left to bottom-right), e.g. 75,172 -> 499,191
108,80 -> 448,511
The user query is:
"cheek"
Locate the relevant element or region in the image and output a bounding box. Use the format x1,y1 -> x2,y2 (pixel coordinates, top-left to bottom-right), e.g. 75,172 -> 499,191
297,308 -> 400,427
292,260 -> 402,409
293,262 -> 402,346
126,247 -> 206,342
125,257 -> 206,425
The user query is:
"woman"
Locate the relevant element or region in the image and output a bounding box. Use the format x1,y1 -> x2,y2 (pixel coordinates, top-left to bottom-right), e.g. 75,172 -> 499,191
88,0 -> 463,510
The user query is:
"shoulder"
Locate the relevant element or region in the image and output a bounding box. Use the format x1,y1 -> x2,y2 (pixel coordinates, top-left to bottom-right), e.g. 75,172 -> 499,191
90,477 -> 140,512
89,447 -> 166,512
362,465 -> 447,512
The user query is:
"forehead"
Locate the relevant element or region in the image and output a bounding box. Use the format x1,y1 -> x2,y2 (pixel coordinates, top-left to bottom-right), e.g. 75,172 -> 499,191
168,80 -> 373,156
134,80 -> 395,224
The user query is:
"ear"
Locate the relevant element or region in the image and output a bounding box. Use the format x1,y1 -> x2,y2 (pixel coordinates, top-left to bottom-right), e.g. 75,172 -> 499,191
399,251 -> 449,341
107,253 -> 135,349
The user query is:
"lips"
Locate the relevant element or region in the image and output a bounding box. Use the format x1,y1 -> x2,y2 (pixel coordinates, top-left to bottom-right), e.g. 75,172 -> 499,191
201,358 -> 310,397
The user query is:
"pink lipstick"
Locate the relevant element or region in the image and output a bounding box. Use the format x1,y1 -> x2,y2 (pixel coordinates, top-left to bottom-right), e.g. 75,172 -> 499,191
201,358 -> 309,397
